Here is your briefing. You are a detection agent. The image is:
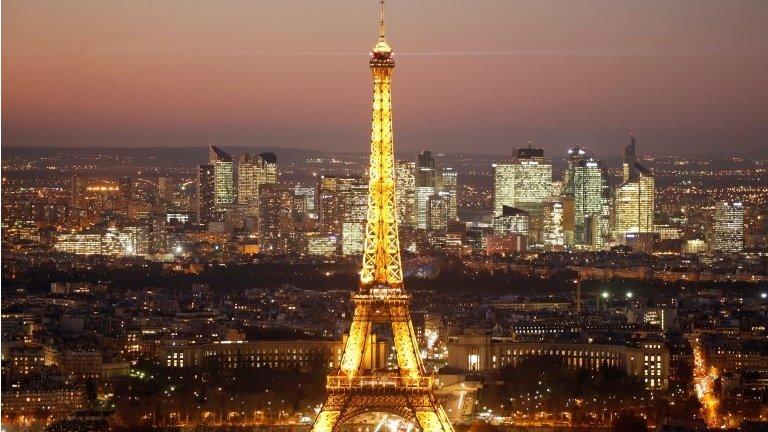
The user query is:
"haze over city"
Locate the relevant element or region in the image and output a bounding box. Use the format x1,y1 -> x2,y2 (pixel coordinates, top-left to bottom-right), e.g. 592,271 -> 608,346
4,0 -> 768,155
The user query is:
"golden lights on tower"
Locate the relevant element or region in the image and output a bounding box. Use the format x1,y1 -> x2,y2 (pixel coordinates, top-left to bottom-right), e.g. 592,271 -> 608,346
310,2 -> 455,431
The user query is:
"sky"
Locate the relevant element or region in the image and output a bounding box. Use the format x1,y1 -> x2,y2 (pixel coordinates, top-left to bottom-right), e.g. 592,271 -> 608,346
3,0 -> 768,156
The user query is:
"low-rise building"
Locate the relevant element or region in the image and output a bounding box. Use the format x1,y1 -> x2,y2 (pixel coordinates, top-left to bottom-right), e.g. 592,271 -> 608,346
447,333 -> 669,389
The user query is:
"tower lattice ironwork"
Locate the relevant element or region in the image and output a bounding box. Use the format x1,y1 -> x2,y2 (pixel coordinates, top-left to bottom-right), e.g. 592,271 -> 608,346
310,2 -> 454,431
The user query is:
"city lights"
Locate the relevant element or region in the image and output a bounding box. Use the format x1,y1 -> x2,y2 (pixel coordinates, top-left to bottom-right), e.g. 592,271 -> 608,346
2,1 -> 767,431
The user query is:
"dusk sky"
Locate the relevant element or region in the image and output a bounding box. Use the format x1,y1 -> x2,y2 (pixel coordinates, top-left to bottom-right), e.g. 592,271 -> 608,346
3,0 -> 767,156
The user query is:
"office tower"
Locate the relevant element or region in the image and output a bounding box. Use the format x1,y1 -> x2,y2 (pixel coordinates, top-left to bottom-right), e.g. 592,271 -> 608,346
493,146 -> 552,243
318,175 -> 340,233
415,151 -> 437,228
312,4 -> 454,429
118,176 -> 133,210
493,205 -> 529,237
157,177 -> 174,206
427,193 -> 449,232
258,186 -> 296,254
341,183 -> 369,256
614,134 -> 655,239
209,144 -> 235,207
258,152 -> 278,186
318,175 -> 361,235
150,215 -> 169,255
563,146 -> 608,247
294,186 -> 316,215
426,193 -> 449,250
415,186 -> 434,229
711,201 -> 744,253
440,167 -> 458,222
237,153 -> 261,206
543,198 -> 566,247
70,175 -> 87,209
492,147 -> 552,216
416,150 -> 437,187
196,164 -> 215,225
394,160 -> 416,227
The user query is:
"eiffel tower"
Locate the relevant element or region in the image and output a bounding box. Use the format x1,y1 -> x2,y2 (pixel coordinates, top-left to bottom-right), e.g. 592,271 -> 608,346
310,2 -> 454,432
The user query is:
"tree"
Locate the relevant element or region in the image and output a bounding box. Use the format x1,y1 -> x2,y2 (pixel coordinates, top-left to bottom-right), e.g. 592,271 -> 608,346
612,411 -> 648,432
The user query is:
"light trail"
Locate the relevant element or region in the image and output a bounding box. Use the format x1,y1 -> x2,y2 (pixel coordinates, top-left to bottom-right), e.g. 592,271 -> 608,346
691,338 -> 722,428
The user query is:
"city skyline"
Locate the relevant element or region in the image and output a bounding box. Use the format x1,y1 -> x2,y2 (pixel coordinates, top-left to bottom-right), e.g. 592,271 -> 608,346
4,0 -> 768,155
3,2 -> 768,430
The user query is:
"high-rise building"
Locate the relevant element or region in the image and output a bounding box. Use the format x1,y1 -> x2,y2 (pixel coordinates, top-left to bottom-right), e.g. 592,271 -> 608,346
614,134 -> 654,239
416,151 -> 437,187
118,176 -> 133,210
711,201 -> 744,253
306,233 -> 338,257
294,186 -> 316,215
427,193 -> 449,232
493,147 -> 552,216
258,152 -> 278,186
563,146 -> 608,247
415,186 -> 434,229
157,177 -> 174,207
415,151 -> 437,228
258,186 -> 296,254
318,175 -> 361,235
237,153 -> 262,206
196,164 -> 215,225
341,182 -> 369,256
493,146 -> 552,243
543,198 -> 566,248
209,144 -> 235,207
440,167 -> 458,222
70,175 -> 87,209
394,160 -> 416,227
493,205 -> 529,237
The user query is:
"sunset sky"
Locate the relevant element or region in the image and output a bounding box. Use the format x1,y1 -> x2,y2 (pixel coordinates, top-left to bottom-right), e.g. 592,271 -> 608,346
3,0 -> 767,156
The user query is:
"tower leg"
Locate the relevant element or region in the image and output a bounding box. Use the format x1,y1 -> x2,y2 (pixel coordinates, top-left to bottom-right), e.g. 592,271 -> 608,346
310,393 -> 454,432
310,409 -> 342,432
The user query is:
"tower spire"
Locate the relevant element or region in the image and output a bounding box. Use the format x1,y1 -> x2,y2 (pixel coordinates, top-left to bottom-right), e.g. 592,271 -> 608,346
379,0 -> 386,40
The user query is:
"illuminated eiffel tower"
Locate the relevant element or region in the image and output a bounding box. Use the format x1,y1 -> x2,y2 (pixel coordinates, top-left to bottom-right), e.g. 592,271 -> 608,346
310,2 -> 454,432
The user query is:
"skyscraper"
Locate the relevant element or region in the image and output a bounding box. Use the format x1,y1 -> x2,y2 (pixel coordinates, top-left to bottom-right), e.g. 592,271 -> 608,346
427,193 -> 449,232
493,146 -> 552,243
542,198 -> 566,248
118,176 -> 133,211
712,201 -> 744,253
196,164 -> 214,225
294,185 -> 316,215
157,177 -> 174,207
258,152 -> 279,186
563,146 -> 608,248
341,182 -> 369,256
440,167 -> 458,222
237,153 -> 261,207
209,144 -> 235,207
493,205 -> 529,237
70,175 -> 87,209
614,134 -> 655,239
318,175 -> 361,235
258,186 -> 296,255
415,151 -> 437,229
394,160 -> 416,227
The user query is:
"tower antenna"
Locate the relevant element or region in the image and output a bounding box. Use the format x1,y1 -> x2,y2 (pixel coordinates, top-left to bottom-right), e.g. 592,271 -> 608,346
379,0 -> 386,40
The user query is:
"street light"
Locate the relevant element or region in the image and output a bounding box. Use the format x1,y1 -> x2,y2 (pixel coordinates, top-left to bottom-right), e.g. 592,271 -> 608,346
601,292 -> 609,299
626,292 -> 633,299
761,292 -> 767,299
